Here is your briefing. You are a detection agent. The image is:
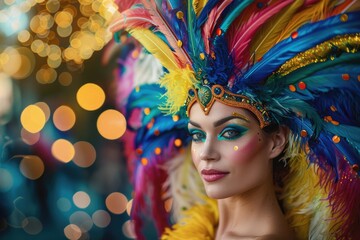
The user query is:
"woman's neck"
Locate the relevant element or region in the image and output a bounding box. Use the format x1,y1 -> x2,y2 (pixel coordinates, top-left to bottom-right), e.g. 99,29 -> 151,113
215,182 -> 294,239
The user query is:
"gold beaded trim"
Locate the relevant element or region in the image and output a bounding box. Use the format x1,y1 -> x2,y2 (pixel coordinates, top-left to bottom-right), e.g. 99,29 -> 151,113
277,34 -> 360,76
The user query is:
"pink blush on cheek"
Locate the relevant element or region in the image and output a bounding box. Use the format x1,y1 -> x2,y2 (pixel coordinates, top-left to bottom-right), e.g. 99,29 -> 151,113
230,134 -> 262,163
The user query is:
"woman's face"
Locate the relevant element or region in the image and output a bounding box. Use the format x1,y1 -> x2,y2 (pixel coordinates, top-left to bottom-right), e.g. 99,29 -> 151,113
188,101 -> 280,199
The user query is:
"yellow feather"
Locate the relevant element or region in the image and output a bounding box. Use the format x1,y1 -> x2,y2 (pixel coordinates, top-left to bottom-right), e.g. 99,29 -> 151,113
276,0 -> 333,42
193,0 -> 208,16
249,0 -> 304,60
159,67 -> 196,114
128,28 -> 179,71
161,197 -> 217,240
280,135 -> 334,239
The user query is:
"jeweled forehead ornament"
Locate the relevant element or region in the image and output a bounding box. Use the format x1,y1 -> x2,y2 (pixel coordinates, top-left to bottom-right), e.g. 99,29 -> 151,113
186,83 -> 272,128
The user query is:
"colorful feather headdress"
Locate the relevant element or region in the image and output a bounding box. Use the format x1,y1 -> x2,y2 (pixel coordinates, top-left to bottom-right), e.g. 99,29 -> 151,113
110,0 -> 360,239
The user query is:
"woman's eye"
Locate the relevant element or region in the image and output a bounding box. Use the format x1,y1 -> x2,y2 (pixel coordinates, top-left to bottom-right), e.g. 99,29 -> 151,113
189,130 -> 206,142
222,130 -> 240,139
218,125 -> 248,140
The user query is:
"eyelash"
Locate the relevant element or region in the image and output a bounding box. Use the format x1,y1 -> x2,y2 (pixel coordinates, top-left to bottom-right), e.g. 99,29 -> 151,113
218,127 -> 246,140
188,125 -> 248,142
188,129 -> 206,142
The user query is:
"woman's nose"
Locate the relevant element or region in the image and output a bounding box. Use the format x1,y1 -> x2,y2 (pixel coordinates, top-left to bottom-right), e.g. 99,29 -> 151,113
199,138 -> 220,161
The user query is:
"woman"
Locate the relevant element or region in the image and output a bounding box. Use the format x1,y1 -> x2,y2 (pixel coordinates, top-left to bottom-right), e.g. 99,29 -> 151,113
110,0 -> 360,239
188,101 -> 294,239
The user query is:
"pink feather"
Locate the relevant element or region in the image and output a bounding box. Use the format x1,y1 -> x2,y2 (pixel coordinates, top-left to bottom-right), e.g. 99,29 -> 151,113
202,0 -> 233,54
140,0 -> 191,67
115,0 -> 141,11
228,0 -> 292,69
110,8 -> 155,32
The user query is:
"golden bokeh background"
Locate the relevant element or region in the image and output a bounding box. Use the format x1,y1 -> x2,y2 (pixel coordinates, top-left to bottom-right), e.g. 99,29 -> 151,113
0,0 -> 140,239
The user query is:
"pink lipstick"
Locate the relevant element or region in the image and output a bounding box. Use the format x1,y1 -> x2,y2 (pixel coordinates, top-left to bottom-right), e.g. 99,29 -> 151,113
201,169 -> 229,182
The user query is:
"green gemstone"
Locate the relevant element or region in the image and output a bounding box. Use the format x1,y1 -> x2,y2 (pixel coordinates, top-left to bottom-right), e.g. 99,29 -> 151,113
198,85 -> 212,108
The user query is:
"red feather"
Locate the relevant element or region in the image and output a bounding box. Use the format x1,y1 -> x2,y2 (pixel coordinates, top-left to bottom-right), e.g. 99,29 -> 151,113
202,0 -> 233,53
228,0 -> 292,69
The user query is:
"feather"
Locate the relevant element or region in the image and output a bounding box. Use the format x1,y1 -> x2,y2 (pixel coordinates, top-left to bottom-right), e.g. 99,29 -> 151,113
249,0 -> 305,61
331,0 -> 359,15
159,67 -> 196,114
192,0 -> 209,15
218,0 -> 254,32
275,0 -> 335,43
115,0 -> 141,11
129,28 -> 179,71
109,8 -> 155,32
267,55 -> 360,96
187,0 -> 204,58
201,0 -> 232,53
125,83 -> 193,239
241,12 -> 360,84
166,0 -> 182,9
228,0 -> 293,69
196,0 -> 222,27
140,0 -> 191,66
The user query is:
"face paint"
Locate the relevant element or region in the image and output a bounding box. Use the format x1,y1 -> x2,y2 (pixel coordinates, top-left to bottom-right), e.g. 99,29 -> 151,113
188,101 -> 275,199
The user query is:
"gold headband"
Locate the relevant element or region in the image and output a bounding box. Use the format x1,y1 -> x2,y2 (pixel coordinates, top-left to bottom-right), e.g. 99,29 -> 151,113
186,84 -> 272,128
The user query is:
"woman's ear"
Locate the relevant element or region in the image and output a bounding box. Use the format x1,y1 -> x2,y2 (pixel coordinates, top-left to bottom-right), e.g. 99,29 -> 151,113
269,126 -> 289,159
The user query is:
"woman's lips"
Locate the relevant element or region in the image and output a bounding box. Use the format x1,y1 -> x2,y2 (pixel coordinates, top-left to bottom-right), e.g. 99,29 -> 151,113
201,169 -> 229,182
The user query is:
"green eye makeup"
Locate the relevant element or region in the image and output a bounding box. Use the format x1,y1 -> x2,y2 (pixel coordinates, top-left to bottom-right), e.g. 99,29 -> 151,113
218,124 -> 248,141
188,129 -> 206,142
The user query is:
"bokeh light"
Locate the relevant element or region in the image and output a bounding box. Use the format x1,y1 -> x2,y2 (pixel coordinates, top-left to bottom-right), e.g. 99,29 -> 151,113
0,168 -> 13,192
92,210 -> 111,228
105,192 -> 127,214
0,47 -> 22,77
72,191 -> 91,209
57,198 -> 72,212
58,71 -> 73,86
1,0 -> 136,239
69,211 -> 93,232
0,73 -> 13,125
53,105 -> 76,131
97,109 -> 126,140
34,102 -> 51,122
17,30 -> 31,43
126,199 -> 133,216
122,220 -> 136,239
46,0 -> 60,13
73,141 -> 96,168
20,104 -> 46,133
12,47 -> 36,79
64,224 -> 82,240
22,217 -> 43,235
21,128 -> 41,145
36,66 -> 57,84
76,83 -> 105,111
19,155 -> 45,180
51,139 -> 75,163
55,11 -> 73,28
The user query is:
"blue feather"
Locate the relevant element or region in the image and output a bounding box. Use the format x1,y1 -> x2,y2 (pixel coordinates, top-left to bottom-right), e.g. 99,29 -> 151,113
196,0 -> 221,27
325,123 -> 360,146
166,0 -> 181,9
219,0 -> 254,32
241,11 -> 360,84
187,0 -> 204,59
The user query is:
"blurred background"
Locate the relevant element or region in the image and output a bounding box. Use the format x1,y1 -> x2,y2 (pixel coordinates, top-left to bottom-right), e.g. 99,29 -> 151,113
0,0 -> 138,239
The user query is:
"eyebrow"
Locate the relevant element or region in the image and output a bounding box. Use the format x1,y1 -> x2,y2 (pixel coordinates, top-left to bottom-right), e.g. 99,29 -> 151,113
189,115 -> 249,128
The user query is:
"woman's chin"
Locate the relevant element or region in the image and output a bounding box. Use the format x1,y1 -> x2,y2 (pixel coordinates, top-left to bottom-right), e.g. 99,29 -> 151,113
205,187 -> 231,199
